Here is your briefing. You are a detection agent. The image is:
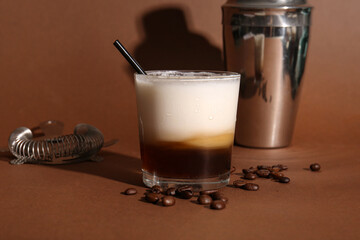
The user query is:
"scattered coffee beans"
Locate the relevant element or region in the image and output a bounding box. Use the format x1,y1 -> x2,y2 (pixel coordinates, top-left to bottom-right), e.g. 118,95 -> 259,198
162,196 -> 176,206
310,163 -> 321,171
123,163 -> 300,211
244,173 -> 257,180
197,195 -> 212,205
145,192 -> 161,203
210,200 -> 226,210
242,183 -> 259,191
279,176 -> 290,183
124,188 -> 137,195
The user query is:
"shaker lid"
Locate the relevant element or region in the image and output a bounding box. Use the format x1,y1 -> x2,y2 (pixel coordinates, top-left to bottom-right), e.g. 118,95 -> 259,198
222,0 -> 312,26
229,0 -> 307,7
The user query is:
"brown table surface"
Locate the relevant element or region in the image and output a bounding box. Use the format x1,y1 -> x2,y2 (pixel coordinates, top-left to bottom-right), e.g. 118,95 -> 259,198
1,0 -> 360,238
1,124 -> 359,240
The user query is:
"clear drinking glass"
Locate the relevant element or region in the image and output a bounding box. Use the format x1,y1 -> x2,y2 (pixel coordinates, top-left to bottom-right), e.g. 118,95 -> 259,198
135,71 -> 240,190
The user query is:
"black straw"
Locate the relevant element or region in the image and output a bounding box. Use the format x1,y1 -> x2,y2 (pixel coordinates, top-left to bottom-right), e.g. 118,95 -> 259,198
113,40 -> 147,75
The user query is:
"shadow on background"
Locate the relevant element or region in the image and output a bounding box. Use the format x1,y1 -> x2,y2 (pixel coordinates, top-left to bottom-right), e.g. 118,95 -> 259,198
133,7 -> 223,72
0,151 -> 143,187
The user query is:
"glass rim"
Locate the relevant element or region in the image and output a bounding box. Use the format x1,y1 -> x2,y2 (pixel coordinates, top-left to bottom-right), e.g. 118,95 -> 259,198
135,70 -> 240,81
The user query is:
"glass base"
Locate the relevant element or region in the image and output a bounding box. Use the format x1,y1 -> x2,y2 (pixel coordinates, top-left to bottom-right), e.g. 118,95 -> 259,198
142,170 -> 230,191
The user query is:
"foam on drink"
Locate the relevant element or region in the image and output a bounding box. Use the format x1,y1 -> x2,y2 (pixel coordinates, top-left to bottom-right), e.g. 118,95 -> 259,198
136,71 -> 239,147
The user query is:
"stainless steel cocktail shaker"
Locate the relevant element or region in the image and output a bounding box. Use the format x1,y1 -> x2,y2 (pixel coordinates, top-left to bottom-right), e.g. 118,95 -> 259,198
222,0 -> 312,148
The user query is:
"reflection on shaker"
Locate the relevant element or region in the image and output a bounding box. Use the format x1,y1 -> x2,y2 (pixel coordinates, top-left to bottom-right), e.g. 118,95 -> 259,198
238,33 -> 270,103
223,0 -> 312,148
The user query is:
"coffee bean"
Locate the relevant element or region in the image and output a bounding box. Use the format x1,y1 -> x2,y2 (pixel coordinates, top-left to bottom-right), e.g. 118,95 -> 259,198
256,169 -> 271,178
310,163 -> 321,171
197,195 -> 212,205
242,167 -> 257,174
176,185 -> 193,199
241,183 -> 259,191
272,164 -> 288,171
124,188 -> 137,195
233,180 -> 246,188
270,172 -> 284,179
177,185 -> 193,192
257,165 -> 271,170
145,192 -> 161,203
179,190 -> 193,199
210,192 -> 222,199
280,165 -> 288,171
162,196 -> 176,206
165,187 -> 176,196
200,189 -> 218,195
271,166 -> 282,172
208,192 -> 228,204
150,185 -> 163,194
244,173 -> 256,180
210,200 -> 226,210
279,176 -> 290,183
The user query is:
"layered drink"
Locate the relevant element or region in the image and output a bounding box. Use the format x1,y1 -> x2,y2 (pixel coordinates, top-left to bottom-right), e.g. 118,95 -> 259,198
135,71 -> 240,189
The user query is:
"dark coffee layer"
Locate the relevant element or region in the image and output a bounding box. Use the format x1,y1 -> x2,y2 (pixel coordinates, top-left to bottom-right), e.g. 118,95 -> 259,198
141,141 -> 232,179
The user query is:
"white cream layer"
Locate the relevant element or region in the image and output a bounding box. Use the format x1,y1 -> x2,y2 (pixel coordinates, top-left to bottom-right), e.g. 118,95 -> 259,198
135,72 -> 240,147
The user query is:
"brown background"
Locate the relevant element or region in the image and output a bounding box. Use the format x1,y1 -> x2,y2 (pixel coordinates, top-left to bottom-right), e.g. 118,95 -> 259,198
0,0 -> 359,239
